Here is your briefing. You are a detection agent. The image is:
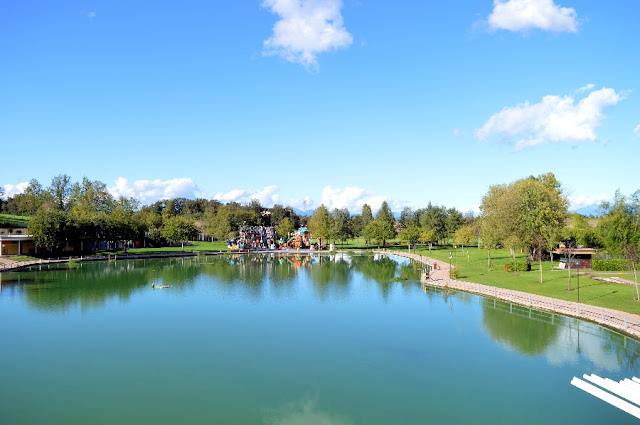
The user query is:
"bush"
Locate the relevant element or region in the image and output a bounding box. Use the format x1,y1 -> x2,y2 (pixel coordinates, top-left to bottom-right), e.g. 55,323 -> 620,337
505,261 -> 531,272
592,259 -> 632,271
449,267 -> 460,279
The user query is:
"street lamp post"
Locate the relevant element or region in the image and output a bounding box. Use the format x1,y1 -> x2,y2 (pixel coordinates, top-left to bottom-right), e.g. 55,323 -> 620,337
449,251 -> 453,283
577,258 -> 580,303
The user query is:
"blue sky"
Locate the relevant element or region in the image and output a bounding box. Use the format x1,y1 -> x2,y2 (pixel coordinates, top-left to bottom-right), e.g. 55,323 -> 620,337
1,0 -> 638,213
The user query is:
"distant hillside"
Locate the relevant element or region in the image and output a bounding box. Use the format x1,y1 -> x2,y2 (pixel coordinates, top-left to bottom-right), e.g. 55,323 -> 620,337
0,214 -> 30,228
569,204 -> 602,218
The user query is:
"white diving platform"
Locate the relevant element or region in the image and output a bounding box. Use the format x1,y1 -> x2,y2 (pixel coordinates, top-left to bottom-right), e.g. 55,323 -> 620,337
571,373 -> 640,419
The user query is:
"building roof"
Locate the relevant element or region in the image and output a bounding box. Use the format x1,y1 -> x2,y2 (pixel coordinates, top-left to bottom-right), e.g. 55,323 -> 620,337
552,247 -> 597,255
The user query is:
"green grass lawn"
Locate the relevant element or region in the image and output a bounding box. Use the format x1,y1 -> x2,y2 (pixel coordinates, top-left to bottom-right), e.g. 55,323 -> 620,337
96,240 -> 229,256
6,255 -> 40,262
0,213 -> 30,228
388,244 -> 640,315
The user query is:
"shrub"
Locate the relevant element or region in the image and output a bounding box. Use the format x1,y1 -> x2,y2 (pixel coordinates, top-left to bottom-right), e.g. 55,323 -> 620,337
505,261 -> 531,272
449,267 -> 460,279
592,259 -> 632,271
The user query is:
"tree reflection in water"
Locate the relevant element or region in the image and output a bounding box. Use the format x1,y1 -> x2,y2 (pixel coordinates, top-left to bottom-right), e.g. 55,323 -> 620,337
481,297 -> 640,370
3,253 -> 422,312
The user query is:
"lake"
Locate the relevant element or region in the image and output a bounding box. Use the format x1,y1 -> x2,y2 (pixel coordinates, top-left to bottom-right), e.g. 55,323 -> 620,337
1,253 -> 638,424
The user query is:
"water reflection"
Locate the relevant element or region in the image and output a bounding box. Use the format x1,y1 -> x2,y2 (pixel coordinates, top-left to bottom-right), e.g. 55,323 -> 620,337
481,298 -> 640,371
0,253 -> 422,312
262,396 -> 353,425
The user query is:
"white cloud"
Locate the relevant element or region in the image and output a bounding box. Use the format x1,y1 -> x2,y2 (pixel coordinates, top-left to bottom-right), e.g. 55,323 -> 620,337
453,128 -> 464,137
87,11 -> 96,19
568,194 -> 610,211
262,0 -> 353,69
1,182 -> 29,199
487,0 -> 578,33
320,185 -> 407,213
634,124 -> 640,137
576,83 -> 595,94
213,185 -> 280,207
109,177 -> 198,204
263,396 -> 353,425
476,87 -> 622,150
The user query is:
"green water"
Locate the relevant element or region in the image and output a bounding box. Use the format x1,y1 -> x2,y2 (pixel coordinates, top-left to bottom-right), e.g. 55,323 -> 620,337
1,253 -> 638,424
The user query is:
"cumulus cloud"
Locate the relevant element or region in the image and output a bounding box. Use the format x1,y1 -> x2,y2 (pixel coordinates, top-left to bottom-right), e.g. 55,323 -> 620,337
262,0 -> 353,69
453,128 -> 464,137
568,194 -> 610,211
109,177 -> 199,204
320,185 -> 407,213
476,86 -> 622,150
214,185 -> 280,207
634,124 -> 640,138
212,184 -> 407,213
1,182 -> 29,199
487,0 -> 578,33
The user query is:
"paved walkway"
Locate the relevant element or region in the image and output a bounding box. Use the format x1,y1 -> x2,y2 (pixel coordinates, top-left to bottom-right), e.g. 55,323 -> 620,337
378,250 -> 640,340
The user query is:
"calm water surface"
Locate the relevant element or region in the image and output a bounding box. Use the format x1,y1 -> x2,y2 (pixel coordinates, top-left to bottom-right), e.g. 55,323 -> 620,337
1,254 -> 639,424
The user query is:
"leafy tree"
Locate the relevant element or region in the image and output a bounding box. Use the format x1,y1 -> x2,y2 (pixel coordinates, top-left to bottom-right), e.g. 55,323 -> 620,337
28,208 -> 70,253
48,174 -> 72,211
419,228 -> 436,251
270,204 -> 287,226
276,216 -> 296,238
515,176 -> 567,282
371,201 -> 396,247
23,179 -> 48,214
70,177 -> 115,216
352,204 -> 374,241
480,173 -> 567,280
418,203 -> 448,244
454,224 -> 475,261
445,207 -> 464,240
399,224 -> 421,249
331,208 -> 352,248
624,243 -> 640,301
205,207 -> 233,241
598,191 -> 638,254
161,216 -> 198,251
308,205 -> 332,246
400,207 -> 419,228
363,220 -> 383,248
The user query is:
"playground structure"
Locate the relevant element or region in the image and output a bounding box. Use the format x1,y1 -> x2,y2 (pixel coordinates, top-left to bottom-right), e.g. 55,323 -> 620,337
279,227 -> 312,250
227,226 -> 277,250
227,226 -> 315,251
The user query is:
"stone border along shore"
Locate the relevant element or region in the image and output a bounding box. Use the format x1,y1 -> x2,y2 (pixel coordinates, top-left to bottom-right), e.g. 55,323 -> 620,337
0,251 -> 226,272
377,250 -> 640,341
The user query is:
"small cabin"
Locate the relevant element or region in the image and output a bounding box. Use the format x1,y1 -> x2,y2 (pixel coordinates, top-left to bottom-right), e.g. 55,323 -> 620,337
552,246 -> 596,270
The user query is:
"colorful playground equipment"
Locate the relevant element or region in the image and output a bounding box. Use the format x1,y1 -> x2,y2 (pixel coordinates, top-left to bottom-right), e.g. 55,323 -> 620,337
227,225 -> 314,251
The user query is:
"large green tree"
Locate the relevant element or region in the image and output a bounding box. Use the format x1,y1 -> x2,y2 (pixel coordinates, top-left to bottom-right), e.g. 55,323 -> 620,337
480,173 -> 567,281
308,205 -> 332,246
28,208 -> 70,253
331,208 -> 352,248
48,174 -> 73,211
370,201 -> 396,247
162,216 -> 198,251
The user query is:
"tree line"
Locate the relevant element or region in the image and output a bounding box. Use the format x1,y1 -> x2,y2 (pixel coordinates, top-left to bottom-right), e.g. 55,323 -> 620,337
2,173 -> 638,270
